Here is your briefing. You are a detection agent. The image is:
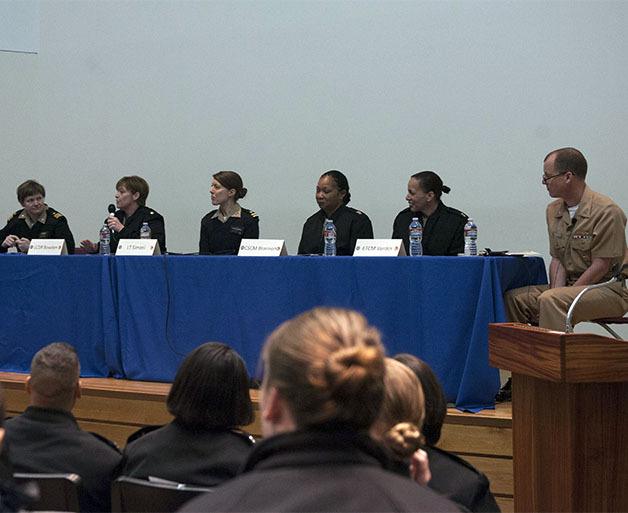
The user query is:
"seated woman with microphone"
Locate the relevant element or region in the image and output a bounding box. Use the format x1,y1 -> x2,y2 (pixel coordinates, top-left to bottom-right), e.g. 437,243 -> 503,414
199,171 -> 259,255
298,170 -> 373,255
81,175 -> 166,254
392,171 -> 467,256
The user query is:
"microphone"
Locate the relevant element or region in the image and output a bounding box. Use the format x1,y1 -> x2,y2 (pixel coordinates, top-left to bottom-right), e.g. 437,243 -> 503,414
108,204 -> 116,217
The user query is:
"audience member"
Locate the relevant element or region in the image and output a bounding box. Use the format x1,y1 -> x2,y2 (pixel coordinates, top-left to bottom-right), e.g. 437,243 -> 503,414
121,342 -> 254,485
395,353 -> 500,512
182,307 -> 459,512
370,358 -> 430,485
0,385 -> 30,513
298,170 -> 373,255
81,175 -> 166,254
0,180 -> 75,254
199,171 -> 259,255
392,171 -> 467,256
4,343 -> 122,512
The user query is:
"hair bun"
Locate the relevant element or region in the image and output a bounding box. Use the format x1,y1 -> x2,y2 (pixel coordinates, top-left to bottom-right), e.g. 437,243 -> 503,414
441,185 -> 451,194
239,187 -> 248,199
383,422 -> 422,458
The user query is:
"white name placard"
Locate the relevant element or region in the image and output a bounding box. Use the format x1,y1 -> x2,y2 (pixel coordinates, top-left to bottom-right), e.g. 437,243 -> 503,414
27,239 -> 68,255
238,239 -> 288,256
353,239 -> 406,257
116,239 -> 161,256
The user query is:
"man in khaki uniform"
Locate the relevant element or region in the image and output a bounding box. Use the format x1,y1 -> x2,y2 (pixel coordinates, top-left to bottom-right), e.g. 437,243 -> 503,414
505,147 -> 627,331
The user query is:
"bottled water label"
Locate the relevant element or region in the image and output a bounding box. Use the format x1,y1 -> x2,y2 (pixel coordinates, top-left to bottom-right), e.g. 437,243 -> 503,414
464,218 -> 478,256
323,219 -> 336,256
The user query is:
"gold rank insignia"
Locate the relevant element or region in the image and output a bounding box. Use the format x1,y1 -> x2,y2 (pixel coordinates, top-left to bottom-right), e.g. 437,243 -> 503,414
52,212 -> 63,219
250,211 -> 258,218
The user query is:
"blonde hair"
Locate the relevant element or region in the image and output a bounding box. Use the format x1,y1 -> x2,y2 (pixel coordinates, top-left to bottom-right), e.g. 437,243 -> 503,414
263,307 -> 385,431
375,358 -> 425,458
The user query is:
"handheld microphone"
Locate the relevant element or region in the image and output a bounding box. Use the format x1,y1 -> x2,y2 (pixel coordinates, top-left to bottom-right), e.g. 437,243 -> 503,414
108,204 -> 116,217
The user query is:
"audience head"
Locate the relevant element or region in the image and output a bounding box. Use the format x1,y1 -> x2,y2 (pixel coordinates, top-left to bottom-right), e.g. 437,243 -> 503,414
316,170 -> 351,214
167,342 -> 253,429
371,357 -> 425,459
116,175 -> 150,207
27,342 -> 81,411
394,353 -> 447,446
261,307 -> 385,436
211,171 -> 247,207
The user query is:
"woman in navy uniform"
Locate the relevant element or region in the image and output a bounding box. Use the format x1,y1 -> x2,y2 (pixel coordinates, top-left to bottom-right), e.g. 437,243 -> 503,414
81,175 -> 166,254
298,170 -> 373,255
0,180 -> 75,254
121,342 -> 254,486
394,353 -> 500,512
392,171 -> 467,256
199,171 -> 259,255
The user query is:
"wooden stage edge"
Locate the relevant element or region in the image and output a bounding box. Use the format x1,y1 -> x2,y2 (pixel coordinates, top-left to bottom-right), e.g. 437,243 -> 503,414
1,372 -> 514,512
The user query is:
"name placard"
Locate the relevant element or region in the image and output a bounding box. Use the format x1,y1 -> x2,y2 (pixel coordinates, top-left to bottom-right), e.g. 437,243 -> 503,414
27,239 -> 68,255
353,239 -> 406,257
238,239 -> 288,256
116,239 -> 161,256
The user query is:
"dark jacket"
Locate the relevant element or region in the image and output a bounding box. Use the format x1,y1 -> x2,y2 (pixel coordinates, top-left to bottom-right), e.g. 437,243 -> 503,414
121,420 -> 254,486
199,208 -> 259,255
0,206 -> 75,254
392,202 -> 467,256
181,428 -> 460,512
426,445 -> 500,512
4,406 -> 122,512
110,205 -> 166,254
298,205 -> 374,256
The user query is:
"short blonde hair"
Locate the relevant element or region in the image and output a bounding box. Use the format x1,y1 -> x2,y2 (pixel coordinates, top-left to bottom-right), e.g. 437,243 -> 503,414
263,307 -> 385,431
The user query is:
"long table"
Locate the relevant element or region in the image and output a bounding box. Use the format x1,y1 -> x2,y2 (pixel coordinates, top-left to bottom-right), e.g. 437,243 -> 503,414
0,254 -> 546,411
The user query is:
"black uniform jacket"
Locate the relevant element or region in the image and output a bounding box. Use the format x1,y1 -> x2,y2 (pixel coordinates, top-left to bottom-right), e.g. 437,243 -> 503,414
110,205 -> 166,254
181,428 -> 460,513
298,205 -> 374,256
0,206 -> 75,253
392,202 -> 467,256
199,208 -> 259,255
426,445 -> 500,512
120,420 -> 254,486
4,406 -> 122,512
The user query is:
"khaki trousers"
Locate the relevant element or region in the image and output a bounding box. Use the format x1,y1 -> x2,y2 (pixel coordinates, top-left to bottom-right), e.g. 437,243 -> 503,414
504,282 -> 628,331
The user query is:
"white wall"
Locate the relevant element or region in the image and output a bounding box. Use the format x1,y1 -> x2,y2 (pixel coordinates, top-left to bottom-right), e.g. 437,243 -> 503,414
1,0 -> 627,267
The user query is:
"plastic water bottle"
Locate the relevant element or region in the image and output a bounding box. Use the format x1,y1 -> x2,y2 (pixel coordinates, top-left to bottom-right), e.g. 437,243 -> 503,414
99,223 -> 111,255
464,218 -> 478,256
323,219 -> 336,256
140,222 -> 151,239
409,217 -> 423,256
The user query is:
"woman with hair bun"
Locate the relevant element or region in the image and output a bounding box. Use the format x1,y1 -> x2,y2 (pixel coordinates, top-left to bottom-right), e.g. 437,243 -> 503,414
182,307 -> 458,513
394,353 -> 500,513
199,171 -> 259,255
392,171 -> 468,256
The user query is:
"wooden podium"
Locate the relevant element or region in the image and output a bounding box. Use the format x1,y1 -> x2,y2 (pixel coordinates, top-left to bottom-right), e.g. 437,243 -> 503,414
489,323 -> 628,513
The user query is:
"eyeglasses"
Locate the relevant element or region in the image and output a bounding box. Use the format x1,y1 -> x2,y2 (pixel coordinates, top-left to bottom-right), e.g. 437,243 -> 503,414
541,172 -> 566,184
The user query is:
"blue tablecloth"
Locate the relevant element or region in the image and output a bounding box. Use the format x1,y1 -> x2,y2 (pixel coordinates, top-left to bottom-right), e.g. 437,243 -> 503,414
0,254 -> 546,411
114,255 -> 547,411
0,254 -> 119,377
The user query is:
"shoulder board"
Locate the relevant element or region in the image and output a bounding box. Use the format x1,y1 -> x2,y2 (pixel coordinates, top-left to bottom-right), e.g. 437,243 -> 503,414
248,210 -> 258,218
149,211 -> 155,215
51,211 -> 64,220
352,209 -> 364,215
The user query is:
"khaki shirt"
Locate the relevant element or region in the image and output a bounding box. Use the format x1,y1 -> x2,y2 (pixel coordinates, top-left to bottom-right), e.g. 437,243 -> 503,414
547,186 -> 627,285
